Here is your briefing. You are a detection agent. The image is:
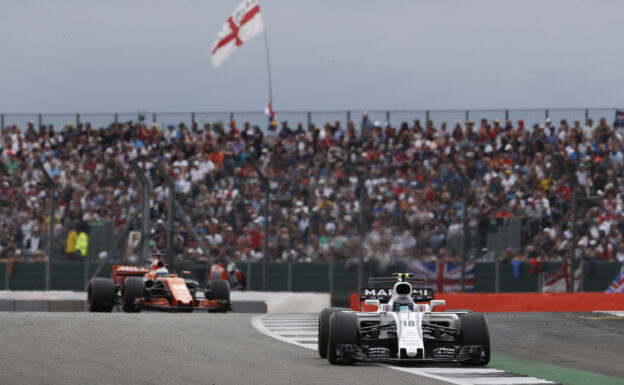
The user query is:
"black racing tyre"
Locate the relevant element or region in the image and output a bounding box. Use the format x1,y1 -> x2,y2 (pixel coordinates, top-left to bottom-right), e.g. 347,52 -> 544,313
122,277 -> 144,313
88,278 -> 115,312
318,307 -> 350,358
327,311 -> 359,365
206,279 -> 230,302
459,313 -> 491,366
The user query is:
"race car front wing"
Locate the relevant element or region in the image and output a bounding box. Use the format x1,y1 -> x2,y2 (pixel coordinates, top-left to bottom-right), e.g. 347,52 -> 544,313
337,343 -> 485,364
131,298 -> 232,312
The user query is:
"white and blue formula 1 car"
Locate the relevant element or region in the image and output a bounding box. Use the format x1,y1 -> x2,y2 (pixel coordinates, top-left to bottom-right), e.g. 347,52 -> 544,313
318,273 -> 490,365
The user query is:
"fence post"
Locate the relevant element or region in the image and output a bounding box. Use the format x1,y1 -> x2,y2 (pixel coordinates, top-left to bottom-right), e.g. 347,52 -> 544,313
545,109 -> 549,121
346,110 -> 351,122
425,110 -> 430,124
1,114 -> 3,130
5,262 -> 9,290
229,112 -> 234,123
114,113 -> 118,125
36,161 -> 54,291
358,177 -> 366,289
246,154 -> 269,291
307,112 -> 312,129
287,261 -> 292,291
155,162 -> 175,270
579,258 -> 584,292
585,109 -> 589,124
465,110 -> 469,123
191,112 -> 195,125
505,109 -> 509,121
570,180 -> 578,292
84,237 -> 90,291
495,258 -> 500,293
129,161 -> 152,265
263,184 -> 269,290
247,262 -> 252,290
153,113 -> 157,124
76,114 -> 80,128
386,111 -> 390,125
450,155 -> 469,292
47,182 -> 55,290
328,260 -> 334,294
38,114 -> 42,130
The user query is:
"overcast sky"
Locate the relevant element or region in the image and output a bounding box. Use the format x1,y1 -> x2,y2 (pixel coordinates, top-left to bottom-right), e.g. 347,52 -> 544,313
1,0 -> 622,114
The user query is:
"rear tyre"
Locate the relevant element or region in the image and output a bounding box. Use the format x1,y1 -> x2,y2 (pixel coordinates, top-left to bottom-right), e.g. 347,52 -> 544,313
318,307 -> 350,358
327,312 -> 359,365
122,277 -> 144,313
205,279 -> 230,301
88,278 -> 115,312
459,313 -> 490,366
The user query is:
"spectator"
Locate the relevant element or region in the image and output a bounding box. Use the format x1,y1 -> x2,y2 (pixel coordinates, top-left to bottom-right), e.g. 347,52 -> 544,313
0,111 -> 622,268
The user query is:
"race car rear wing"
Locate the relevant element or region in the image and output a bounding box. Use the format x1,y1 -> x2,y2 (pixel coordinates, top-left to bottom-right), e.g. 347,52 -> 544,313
369,273 -> 427,286
112,265 -> 149,286
359,286 -> 435,303
113,265 -> 149,276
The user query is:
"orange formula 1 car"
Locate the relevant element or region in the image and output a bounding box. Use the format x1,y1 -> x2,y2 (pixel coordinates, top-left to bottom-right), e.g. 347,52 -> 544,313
87,259 -> 231,313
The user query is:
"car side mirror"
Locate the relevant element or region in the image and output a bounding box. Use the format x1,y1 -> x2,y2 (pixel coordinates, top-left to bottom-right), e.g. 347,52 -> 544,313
430,300 -> 446,311
181,270 -> 191,276
364,299 -> 380,309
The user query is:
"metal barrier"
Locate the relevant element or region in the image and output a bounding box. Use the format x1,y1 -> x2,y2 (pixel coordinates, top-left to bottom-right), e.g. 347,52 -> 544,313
0,260 -> 619,294
1,108 -> 619,131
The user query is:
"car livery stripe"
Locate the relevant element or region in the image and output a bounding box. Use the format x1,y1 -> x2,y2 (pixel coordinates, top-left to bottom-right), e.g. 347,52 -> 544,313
252,313 -> 559,385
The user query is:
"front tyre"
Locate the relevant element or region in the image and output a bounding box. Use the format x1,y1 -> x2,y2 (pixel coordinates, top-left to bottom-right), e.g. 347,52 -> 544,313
206,279 -> 231,312
318,307 -> 350,358
327,312 -> 358,365
88,278 -> 115,312
122,277 -> 144,313
459,313 -> 491,366
206,279 -> 230,300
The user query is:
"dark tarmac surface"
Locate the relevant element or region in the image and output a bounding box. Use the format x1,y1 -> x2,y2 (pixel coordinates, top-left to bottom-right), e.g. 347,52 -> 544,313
0,312 -> 621,385
0,313 -> 448,385
487,312 -> 624,379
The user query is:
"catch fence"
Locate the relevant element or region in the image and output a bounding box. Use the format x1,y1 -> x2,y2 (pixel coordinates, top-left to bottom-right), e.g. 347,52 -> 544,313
0,260 -> 619,294
1,108 -> 619,131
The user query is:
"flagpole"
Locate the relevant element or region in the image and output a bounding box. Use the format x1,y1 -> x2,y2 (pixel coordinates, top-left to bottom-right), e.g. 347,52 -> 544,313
263,29 -> 273,106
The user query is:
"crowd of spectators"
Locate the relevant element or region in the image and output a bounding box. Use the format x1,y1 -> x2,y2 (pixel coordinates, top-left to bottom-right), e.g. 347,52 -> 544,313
1,113 -> 624,266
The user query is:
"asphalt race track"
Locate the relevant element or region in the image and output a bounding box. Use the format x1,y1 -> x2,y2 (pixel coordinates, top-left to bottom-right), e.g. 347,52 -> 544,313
0,312 -> 622,385
487,312 -> 624,379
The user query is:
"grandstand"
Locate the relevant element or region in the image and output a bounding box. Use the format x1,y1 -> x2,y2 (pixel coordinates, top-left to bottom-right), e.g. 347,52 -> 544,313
1,111 -> 623,273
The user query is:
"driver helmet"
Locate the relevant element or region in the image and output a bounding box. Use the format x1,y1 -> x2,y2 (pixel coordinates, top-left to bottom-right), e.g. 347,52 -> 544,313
155,267 -> 169,277
393,296 -> 414,311
392,282 -> 414,311
227,262 -> 237,275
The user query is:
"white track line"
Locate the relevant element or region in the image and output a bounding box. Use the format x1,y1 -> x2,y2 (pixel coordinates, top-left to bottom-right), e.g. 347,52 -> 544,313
251,314 -> 318,351
593,311 -> 624,317
252,313 -> 558,385
423,368 -> 504,374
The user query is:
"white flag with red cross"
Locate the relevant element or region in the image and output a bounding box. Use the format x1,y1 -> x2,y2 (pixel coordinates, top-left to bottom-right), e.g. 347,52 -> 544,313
211,0 -> 265,68
264,99 -> 275,120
